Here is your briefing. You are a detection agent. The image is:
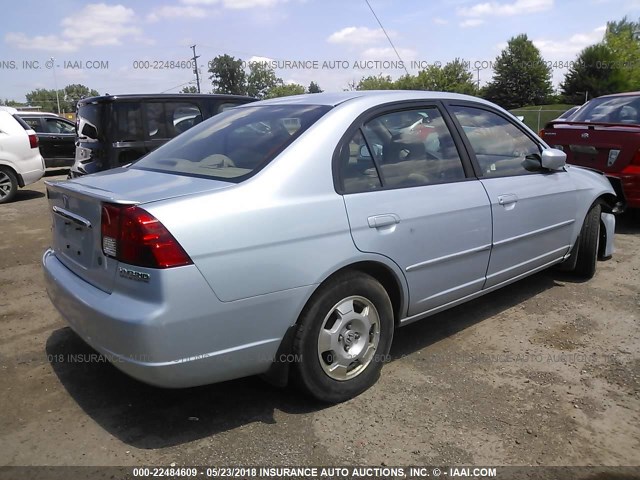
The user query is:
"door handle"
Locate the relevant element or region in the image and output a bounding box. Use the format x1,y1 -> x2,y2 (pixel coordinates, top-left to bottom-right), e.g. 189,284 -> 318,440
497,194 -> 518,206
368,214 -> 400,228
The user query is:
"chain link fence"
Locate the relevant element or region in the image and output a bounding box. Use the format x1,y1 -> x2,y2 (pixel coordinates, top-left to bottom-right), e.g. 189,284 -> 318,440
509,108 -> 570,132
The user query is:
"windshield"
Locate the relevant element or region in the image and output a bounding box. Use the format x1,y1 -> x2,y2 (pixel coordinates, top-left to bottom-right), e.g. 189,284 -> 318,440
132,104 -> 331,181
570,95 -> 640,124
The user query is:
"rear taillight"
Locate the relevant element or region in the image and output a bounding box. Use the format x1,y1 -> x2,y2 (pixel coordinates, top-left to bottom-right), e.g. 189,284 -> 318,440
621,149 -> 640,175
28,133 -> 38,149
101,203 -> 192,269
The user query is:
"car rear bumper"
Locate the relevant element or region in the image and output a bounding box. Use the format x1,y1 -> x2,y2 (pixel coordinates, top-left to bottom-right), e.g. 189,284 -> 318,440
42,248 -> 311,388
608,173 -> 640,208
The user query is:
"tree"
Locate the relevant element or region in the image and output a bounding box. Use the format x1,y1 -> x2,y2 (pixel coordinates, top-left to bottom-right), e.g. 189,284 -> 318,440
180,85 -> 198,93
603,17 -> 640,89
247,61 -> 279,99
395,59 -> 477,94
265,83 -> 306,98
307,81 -> 323,93
208,54 -> 247,95
354,74 -> 395,90
25,88 -> 62,113
62,84 -> 99,111
483,34 -> 553,109
561,44 -> 628,103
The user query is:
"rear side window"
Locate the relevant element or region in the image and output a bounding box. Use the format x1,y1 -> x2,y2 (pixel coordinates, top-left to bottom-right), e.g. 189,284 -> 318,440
451,105 -> 541,177
112,102 -> 143,142
133,105 -> 330,181
20,117 -> 42,132
337,107 -> 465,193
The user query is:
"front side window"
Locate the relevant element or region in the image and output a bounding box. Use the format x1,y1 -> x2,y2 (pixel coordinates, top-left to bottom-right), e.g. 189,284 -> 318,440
44,118 -> 75,134
133,105 -> 330,181
451,105 -> 541,177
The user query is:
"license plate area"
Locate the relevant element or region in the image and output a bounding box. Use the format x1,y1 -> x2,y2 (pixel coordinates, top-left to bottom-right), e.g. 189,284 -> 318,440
52,210 -> 94,268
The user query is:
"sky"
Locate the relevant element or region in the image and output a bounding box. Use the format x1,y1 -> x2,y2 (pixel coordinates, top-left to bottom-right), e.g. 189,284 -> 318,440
1,0 -> 639,104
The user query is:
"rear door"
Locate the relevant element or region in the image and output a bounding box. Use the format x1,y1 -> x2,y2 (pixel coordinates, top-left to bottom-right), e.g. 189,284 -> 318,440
338,103 -> 492,317
448,103 -> 577,288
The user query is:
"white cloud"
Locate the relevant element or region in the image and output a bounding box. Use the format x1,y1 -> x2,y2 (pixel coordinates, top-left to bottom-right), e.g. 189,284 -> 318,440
327,26 -> 390,46
6,3 -> 146,52
433,17 -> 449,25
247,55 -> 274,64
147,5 -> 207,22
360,47 -> 418,61
460,18 -> 485,27
533,25 -> 606,59
180,0 -> 288,7
4,32 -> 77,52
458,0 -> 553,17
60,4 -> 142,46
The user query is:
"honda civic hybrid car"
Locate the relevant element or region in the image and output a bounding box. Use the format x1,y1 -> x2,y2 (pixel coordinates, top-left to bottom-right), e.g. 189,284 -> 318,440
43,91 -> 620,403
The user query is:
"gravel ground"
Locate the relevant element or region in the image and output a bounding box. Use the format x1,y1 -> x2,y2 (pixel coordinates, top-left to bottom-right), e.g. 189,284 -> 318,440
0,173 -> 638,474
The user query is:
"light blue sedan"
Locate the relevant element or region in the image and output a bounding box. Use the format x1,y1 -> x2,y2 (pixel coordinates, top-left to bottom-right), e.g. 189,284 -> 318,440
42,91 -> 621,403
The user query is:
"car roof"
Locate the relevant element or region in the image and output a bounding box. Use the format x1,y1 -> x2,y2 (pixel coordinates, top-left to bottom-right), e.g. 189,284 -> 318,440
254,90 -> 496,108
597,91 -> 640,99
16,111 -> 60,117
78,93 -> 256,105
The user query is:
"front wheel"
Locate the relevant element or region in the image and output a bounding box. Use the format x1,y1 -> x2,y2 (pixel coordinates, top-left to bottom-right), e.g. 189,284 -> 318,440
571,204 -> 601,279
292,272 -> 394,403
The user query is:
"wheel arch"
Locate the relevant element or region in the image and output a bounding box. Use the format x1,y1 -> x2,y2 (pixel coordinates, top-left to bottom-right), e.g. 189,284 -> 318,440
0,163 -> 23,187
261,258 -> 408,387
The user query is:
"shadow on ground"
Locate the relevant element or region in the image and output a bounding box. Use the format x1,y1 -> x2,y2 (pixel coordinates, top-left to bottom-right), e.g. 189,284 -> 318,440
13,189 -> 45,202
615,209 -> 640,235
47,270 -> 560,449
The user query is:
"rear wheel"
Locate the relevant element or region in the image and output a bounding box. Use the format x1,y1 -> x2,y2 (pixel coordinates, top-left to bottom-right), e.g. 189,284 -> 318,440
572,204 -> 601,279
0,168 -> 18,204
292,272 -> 394,403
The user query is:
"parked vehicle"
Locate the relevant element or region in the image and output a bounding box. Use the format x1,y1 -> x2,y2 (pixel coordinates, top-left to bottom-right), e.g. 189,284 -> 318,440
16,111 -> 76,168
43,91 -> 620,403
71,93 -> 256,177
0,107 -> 45,203
541,91 -> 640,208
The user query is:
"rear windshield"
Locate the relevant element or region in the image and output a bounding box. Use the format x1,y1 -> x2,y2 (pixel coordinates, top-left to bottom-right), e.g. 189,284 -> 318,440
77,103 -> 103,141
132,104 -> 331,181
570,95 -> 640,124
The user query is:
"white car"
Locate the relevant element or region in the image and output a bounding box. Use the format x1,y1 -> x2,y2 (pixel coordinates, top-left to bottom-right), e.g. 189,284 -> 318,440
0,106 -> 45,203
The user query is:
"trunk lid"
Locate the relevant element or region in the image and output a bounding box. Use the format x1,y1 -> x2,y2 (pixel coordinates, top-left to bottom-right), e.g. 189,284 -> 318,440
46,167 -> 233,293
541,121 -> 640,173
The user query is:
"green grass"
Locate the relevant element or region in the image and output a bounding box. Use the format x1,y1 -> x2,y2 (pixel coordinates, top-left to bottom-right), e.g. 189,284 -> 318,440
509,104 -> 578,132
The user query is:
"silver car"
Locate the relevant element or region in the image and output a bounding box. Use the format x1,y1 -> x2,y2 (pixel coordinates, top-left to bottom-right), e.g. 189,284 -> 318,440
43,91 -> 620,403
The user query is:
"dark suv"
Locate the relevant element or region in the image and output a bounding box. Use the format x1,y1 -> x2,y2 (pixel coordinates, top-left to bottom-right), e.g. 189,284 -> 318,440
71,93 -> 256,177
16,112 -> 76,168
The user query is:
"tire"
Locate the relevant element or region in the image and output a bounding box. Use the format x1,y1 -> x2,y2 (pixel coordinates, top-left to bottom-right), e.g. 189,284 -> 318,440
572,204 -> 601,279
292,271 -> 394,403
0,167 -> 18,204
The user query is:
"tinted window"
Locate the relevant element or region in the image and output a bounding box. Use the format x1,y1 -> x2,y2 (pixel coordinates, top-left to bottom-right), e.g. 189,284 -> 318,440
171,103 -> 203,135
21,117 -> 42,132
133,105 -> 330,181
451,106 -> 541,177
361,107 -> 465,188
44,118 -> 75,134
112,102 -> 143,142
570,95 -> 640,124
337,129 -> 382,194
77,104 -> 102,140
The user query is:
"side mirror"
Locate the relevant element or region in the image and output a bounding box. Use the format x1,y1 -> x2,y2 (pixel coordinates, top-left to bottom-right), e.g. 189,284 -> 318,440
541,148 -> 566,170
359,145 -> 371,158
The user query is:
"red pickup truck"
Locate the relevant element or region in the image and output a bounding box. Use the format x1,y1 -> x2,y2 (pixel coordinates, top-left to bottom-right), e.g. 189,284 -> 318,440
540,92 -> 640,208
